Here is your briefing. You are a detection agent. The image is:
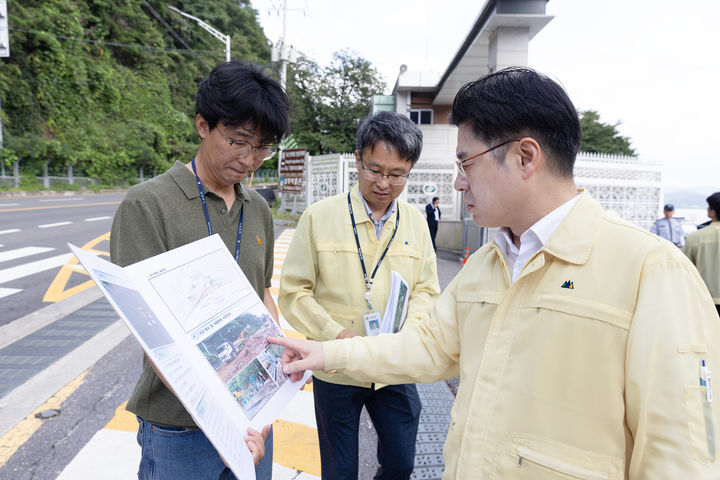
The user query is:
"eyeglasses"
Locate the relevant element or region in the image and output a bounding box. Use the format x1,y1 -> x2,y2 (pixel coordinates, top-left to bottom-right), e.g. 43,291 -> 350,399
359,159 -> 410,186
219,129 -> 278,161
454,139 -> 520,177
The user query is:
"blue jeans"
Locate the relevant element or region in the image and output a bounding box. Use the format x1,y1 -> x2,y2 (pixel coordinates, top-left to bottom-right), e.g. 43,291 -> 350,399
313,377 -> 421,480
136,417 -> 273,479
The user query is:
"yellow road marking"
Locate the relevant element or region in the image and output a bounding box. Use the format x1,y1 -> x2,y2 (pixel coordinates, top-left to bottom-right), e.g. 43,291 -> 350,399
0,201 -> 120,213
272,419 -> 321,476
0,371 -> 88,466
43,233 -> 110,302
104,402 -> 137,432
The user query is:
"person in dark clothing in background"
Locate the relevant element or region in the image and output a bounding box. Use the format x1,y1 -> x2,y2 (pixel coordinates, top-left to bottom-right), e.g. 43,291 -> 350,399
426,196 -> 441,251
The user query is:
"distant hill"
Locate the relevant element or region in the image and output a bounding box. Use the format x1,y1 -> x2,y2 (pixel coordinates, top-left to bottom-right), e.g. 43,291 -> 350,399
664,187 -> 716,209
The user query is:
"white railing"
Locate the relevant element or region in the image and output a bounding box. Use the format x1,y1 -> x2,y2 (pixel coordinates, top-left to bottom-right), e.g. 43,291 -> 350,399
575,152 -> 662,231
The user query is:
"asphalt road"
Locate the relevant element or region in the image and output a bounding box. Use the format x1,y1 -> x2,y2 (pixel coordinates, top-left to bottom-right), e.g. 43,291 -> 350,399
0,192 -> 125,326
0,335 -> 141,480
1,193 -> 460,479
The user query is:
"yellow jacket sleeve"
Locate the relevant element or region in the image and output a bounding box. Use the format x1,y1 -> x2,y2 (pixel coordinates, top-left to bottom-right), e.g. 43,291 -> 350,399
625,245 -> 720,478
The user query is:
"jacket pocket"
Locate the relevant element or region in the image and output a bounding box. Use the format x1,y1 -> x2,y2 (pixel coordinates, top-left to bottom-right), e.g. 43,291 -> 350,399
388,245 -> 420,259
498,434 -> 624,480
456,290 -> 502,305
684,385 -> 717,464
526,293 -> 632,330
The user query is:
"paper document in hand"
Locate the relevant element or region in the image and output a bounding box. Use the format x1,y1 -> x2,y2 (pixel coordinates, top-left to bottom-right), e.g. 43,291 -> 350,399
69,235 -> 311,480
379,270 -> 410,334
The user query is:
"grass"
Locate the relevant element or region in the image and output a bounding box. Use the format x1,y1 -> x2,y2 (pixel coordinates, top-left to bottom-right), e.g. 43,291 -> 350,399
269,198 -> 301,223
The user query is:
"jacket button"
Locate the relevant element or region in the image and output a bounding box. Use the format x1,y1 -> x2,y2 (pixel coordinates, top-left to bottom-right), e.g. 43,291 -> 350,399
220,208 -> 227,214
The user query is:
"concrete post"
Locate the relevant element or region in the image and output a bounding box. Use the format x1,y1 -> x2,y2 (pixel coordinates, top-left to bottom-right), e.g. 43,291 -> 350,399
488,27 -> 530,73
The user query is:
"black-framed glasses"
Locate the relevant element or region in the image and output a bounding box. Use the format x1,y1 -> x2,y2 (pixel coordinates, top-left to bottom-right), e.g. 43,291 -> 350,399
219,129 -> 278,161
455,139 -> 520,176
359,159 -> 410,186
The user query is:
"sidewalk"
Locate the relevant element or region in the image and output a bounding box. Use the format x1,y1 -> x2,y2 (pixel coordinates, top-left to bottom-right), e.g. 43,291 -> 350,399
0,229 -> 463,479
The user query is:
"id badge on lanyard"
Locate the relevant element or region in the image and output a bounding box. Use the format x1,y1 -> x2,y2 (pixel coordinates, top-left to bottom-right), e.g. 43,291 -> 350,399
347,192 -> 398,336
363,311 -> 382,337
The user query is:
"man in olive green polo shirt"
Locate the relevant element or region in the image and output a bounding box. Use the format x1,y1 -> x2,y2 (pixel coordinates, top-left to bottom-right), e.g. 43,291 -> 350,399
110,61 -> 289,480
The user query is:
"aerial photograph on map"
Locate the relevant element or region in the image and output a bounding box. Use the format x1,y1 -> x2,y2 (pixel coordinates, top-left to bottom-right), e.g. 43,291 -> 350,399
95,271 -> 174,350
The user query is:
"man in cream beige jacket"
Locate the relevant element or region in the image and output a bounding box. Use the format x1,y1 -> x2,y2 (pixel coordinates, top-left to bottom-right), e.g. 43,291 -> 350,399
279,111 -> 440,479
271,68 -> 720,479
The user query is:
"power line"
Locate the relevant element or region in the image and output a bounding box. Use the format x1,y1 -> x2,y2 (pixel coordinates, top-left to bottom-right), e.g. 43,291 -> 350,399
9,27 -> 221,55
140,0 -> 210,68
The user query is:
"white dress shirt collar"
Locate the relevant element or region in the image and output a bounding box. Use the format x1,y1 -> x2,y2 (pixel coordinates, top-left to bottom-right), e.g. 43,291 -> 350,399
495,194 -> 581,283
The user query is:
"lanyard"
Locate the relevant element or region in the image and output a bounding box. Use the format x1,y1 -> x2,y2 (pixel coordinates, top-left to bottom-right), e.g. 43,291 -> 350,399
191,158 -> 244,261
347,192 -> 399,310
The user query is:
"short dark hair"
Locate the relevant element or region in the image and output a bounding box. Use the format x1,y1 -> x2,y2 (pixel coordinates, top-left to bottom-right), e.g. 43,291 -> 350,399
708,192 -> 720,215
663,203 -> 675,211
449,67 -> 580,178
432,196 -> 439,202
196,61 -> 290,143
356,111 -> 423,165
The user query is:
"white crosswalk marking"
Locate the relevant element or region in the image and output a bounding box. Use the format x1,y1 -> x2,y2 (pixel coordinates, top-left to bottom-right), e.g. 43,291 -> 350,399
38,222 -> 72,229
84,217 -> 112,222
0,229 -> 20,235
0,287 -> 21,299
0,203 -> 20,207
0,253 -> 73,285
0,246 -> 54,263
39,198 -> 84,202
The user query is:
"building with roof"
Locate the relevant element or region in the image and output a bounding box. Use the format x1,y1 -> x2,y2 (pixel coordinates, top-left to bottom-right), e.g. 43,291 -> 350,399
371,0 -> 554,251
303,0 -> 662,253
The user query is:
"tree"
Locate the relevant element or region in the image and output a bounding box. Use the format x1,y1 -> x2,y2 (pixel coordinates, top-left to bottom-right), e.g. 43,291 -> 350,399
0,0 -> 271,183
579,110 -> 636,156
286,50 -> 385,155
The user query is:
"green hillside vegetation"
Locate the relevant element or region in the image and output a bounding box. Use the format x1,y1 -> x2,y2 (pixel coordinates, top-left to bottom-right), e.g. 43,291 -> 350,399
0,0 -> 271,184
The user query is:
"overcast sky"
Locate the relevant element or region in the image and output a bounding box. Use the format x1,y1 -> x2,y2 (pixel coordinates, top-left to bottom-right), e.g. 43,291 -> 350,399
251,0 -> 719,192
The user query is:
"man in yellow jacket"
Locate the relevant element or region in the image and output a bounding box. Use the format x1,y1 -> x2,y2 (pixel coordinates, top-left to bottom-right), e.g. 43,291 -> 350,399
272,67 -> 720,479
684,191 -> 720,316
279,111 -> 441,479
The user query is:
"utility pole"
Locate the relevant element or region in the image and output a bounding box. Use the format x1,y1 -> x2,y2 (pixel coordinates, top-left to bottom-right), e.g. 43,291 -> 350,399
0,0 -> 9,152
270,0 -> 297,89
168,6 -> 230,62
